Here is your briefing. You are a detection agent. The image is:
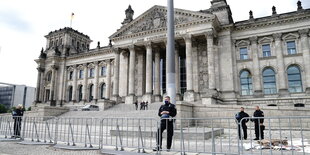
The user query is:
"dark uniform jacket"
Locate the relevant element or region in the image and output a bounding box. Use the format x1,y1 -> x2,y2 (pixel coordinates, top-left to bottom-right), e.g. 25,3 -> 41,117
158,103 -> 177,120
235,111 -> 249,126
253,110 -> 264,124
12,109 -> 24,121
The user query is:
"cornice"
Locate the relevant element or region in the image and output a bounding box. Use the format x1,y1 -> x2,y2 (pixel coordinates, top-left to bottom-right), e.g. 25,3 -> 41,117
66,48 -> 114,61
234,10 -> 310,32
112,18 -> 215,42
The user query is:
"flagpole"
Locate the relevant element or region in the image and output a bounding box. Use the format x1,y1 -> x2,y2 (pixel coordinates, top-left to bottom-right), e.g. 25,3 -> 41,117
166,0 -> 176,104
70,13 -> 74,28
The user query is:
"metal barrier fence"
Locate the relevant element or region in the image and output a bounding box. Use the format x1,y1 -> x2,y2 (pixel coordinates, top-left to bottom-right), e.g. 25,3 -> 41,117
239,116 -> 310,155
0,115 -> 310,155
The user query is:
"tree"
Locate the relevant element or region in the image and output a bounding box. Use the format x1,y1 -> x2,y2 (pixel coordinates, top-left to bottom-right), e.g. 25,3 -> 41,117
0,104 -> 7,113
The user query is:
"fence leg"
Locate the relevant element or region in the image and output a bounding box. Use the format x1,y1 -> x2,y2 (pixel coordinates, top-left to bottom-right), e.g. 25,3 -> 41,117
138,125 -> 146,153
46,121 -> 52,143
69,123 -> 76,146
34,122 -> 40,142
116,125 -> 124,151
180,119 -> 185,155
21,117 -> 26,140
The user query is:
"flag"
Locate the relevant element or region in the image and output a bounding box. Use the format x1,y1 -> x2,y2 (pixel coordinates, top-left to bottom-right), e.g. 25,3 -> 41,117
71,13 -> 74,19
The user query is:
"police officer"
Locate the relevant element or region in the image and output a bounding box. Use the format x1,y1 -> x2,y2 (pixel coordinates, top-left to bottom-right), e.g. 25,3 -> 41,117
235,107 -> 249,140
12,104 -> 24,138
154,96 -> 177,151
252,106 -> 264,140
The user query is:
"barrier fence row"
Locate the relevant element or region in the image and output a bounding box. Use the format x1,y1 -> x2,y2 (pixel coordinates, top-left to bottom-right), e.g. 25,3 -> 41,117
0,116 -> 309,155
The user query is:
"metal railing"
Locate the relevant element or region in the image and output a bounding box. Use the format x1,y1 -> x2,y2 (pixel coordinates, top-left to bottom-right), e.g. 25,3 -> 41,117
239,116 -> 310,155
0,115 -> 309,155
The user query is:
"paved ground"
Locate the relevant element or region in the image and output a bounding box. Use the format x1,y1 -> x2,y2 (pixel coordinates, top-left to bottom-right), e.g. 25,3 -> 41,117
0,141 -> 101,155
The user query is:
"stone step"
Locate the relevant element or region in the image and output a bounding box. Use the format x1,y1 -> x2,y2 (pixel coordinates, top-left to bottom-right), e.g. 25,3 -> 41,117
110,128 -> 224,140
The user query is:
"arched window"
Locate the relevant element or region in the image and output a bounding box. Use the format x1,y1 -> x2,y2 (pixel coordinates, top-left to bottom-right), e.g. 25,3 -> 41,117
89,84 -> 94,101
100,83 -> 106,99
78,85 -> 83,102
287,65 -> 303,93
68,86 -> 73,101
240,70 -> 253,95
263,68 -> 277,94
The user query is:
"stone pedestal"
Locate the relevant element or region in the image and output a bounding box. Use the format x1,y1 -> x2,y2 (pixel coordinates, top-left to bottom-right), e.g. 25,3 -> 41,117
184,90 -> 195,102
176,101 -> 194,128
154,95 -> 162,102
142,93 -> 154,103
175,93 -> 182,101
125,95 -> 136,104
112,95 -> 122,104
202,97 -> 217,105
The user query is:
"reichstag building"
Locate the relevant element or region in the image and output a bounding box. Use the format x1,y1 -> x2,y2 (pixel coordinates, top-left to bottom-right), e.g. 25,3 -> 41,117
34,0 -> 310,107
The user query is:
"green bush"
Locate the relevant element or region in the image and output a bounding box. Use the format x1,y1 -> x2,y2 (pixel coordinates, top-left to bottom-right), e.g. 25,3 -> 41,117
0,104 -> 8,113
27,107 -> 32,111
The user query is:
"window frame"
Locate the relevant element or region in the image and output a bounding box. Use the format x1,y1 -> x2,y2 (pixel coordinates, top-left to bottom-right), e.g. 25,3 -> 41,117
239,47 -> 248,60
262,44 -> 271,57
286,41 -> 297,55
262,68 -> 277,94
287,65 -> 303,93
240,70 -> 253,96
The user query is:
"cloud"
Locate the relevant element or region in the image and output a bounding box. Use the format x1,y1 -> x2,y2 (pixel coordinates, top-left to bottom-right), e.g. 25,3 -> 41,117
0,10 -> 32,33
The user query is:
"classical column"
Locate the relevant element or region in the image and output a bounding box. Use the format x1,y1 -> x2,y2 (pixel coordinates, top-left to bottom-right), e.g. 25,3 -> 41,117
206,31 -> 215,90
106,59 -> 112,100
273,33 -> 288,96
126,45 -> 136,104
94,61 -> 99,103
144,42 -> 154,103
35,67 -> 44,103
50,65 -> 58,106
183,34 -> 195,102
250,36 -> 262,97
175,43 -> 181,100
112,49 -> 121,102
72,65 -> 77,102
82,63 -> 88,102
39,69 -> 45,102
154,47 -> 161,102
299,29 -> 310,93
61,65 -> 67,105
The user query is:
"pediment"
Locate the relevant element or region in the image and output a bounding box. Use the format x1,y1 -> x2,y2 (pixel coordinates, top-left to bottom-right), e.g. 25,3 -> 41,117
110,5 -> 216,40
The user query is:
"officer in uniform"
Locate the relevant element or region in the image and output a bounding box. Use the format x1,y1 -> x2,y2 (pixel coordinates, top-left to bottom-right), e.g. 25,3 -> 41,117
12,104 -> 24,138
235,107 -> 249,140
154,96 -> 177,151
252,106 -> 264,140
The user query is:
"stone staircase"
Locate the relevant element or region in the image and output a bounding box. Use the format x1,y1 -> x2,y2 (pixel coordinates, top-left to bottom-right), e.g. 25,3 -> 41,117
59,102 -> 163,118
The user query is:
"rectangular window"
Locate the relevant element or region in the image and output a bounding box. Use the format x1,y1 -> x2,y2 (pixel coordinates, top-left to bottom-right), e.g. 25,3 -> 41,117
262,44 -> 271,57
287,41 -> 296,55
239,47 -> 248,60
89,68 -> 94,78
79,70 -> 84,79
69,71 -> 73,80
101,66 -> 107,76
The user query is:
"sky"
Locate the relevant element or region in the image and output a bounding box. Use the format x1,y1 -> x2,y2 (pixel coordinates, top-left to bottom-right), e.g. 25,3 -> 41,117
0,0 -> 309,87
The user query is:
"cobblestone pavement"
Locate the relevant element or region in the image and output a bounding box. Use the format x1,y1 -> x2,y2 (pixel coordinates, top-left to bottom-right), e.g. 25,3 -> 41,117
0,141 -> 101,155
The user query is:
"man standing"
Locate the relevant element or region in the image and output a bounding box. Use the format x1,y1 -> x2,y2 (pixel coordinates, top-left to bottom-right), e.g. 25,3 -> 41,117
134,101 -> 138,110
235,107 -> 249,140
12,104 -> 24,138
252,106 -> 264,140
154,96 -> 177,151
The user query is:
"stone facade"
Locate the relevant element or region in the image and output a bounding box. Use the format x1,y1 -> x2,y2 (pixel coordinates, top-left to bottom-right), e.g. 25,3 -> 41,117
34,0 -> 310,109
